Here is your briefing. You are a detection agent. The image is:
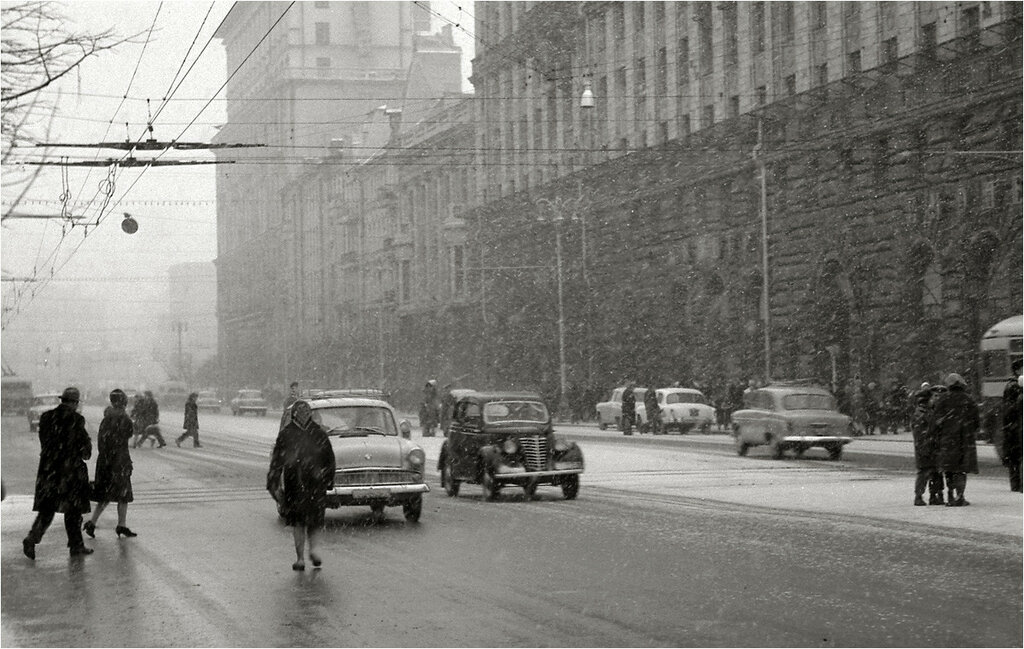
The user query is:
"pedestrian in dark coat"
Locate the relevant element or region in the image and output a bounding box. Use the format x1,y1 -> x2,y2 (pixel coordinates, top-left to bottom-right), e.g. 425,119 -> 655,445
643,386 -> 662,435
134,391 -> 165,448
932,373 -> 980,506
910,384 -> 944,506
1001,360 -> 1023,492
177,392 -> 201,447
84,389 -> 138,539
22,387 -> 93,559
621,381 -> 636,436
266,400 -> 336,571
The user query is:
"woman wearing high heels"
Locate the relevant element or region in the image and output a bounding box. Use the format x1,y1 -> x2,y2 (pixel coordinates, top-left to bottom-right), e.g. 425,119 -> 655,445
85,389 -> 138,539
267,400 -> 335,570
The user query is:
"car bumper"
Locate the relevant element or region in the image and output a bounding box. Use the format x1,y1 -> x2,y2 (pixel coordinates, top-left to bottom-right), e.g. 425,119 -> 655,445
325,482 -> 429,506
493,465 -> 584,482
781,436 -> 852,445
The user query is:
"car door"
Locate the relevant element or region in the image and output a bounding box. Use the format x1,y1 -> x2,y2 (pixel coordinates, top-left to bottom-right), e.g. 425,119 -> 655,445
449,400 -> 484,479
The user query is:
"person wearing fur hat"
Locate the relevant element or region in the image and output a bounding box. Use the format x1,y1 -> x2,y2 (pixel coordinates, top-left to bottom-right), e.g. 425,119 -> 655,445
911,384 -> 944,506
931,373 -> 980,506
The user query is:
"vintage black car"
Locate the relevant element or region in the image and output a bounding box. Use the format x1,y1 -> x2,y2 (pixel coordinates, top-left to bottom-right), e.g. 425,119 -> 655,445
438,390 -> 584,501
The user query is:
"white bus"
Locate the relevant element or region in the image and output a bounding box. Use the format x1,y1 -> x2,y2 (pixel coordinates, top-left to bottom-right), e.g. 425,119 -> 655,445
979,315 -> 1023,443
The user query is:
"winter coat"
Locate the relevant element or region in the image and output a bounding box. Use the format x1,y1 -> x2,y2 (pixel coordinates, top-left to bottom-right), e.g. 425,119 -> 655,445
266,419 -> 335,527
643,389 -> 660,418
621,388 -> 636,416
32,403 -> 92,514
1002,379 -> 1023,464
910,400 -> 938,470
932,386 -> 980,474
183,398 -> 199,431
93,405 -> 134,503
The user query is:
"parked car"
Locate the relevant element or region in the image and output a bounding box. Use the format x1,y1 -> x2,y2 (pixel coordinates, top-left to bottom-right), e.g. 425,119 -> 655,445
230,389 -> 268,416
438,390 -> 584,501
595,386 -> 647,431
731,382 -> 853,460
275,395 -> 427,521
635,387 -> 717,434
27,393 -> 62,432
196,390 -> 222,413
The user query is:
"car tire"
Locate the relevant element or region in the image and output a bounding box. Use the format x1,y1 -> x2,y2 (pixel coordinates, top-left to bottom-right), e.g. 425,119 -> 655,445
522,479 -> 538,499
370,503 -> 385,515
735,435 -> 749,456
403,495 -> 422,522
441,456 -> 460,497
828,444 -> 843,461
561,474 -> 579,500
260,410 -> 267,417
769,435 -> 785,459
481,469 -> 499,501
598,418 -> 607,431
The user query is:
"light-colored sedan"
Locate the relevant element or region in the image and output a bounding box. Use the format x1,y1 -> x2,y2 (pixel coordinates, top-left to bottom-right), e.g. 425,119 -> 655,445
196,390 -> 222,413
635,388 -> 717,434
276,396 -> 428,522
731,383 -> 853,460
230,389 -> 268,416
595,386 -> 647,431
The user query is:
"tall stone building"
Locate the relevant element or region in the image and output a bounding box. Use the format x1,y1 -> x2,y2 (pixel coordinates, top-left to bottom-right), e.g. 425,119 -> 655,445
212,1 -> 463,390
212,2 -> 1021,408
461,1 -> 1022,401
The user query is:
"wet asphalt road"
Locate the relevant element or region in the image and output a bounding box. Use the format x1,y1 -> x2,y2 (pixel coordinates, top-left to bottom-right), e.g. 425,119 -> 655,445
2,409 -> 1021,647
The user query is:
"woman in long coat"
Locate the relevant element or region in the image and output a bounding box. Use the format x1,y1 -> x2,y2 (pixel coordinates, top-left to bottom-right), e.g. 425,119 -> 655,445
910,385 -> 943,505
267,400 -> 335,570
85,389 -> 137,538
932,373 -> 979,506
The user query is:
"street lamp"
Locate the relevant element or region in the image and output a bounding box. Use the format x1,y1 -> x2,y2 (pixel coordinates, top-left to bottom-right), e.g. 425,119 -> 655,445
536,197 -> 584,422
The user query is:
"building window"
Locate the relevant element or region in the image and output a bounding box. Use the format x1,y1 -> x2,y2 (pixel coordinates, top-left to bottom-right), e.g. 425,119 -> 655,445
697,2 -> 713,73
756,86 -> 767,106
723,4 -> 738,66
784,74 -> 796,96
922,261 -> 943,318
635,57 -> 646,119
921,22 -> 937,56
680,113 -> 691,136
656,47 -> 668,99
703,104 -> 714,127
751,2 -> 765,53
816,63 -> 828,87
961,6 -> 980,49
452,246 -> 465,296
677,38 -> 690,86
882,37 -> 898,69
847,50 -> 861,73
315,22 -> 330,45
729,95 -> 740,119
400,260 -> 411,302
778,2 -> 795,41
659,121 -> 669,144
316,57 -> 331,77
413,1 -> 431,33
811,2 -> 827,29
635,2 -> 644,31
314,0 -> 329,7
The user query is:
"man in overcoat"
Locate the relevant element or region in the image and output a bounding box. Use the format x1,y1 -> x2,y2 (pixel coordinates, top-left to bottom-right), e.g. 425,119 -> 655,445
932,373 -> 980,507
22,387 -> 93,559
910,384 -> 944,505
1001,360 -> 1022,492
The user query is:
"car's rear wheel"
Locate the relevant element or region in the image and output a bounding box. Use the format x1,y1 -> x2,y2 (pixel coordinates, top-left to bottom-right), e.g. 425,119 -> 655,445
598,417 -> 607,431
370,503 -> 385,516
441,455 -> 460,497
403,495 -> 422,522
734,434 -> 749,456
769,435 -> 785,459
827,444 -> 843,461
481,469 -> 499,501
561,474 -> 579,500
522,478 -> 538,499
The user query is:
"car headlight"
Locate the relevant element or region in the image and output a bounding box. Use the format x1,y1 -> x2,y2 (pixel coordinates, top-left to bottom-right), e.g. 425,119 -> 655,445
407,448 -> 425,467
554,439 -> 570,452
502,439 -> 518,454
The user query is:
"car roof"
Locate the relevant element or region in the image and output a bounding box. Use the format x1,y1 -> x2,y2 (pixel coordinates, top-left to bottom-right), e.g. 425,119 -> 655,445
658,387 -> 704,393
302,397 -> 394,410
756,384 -> 833,395
454,390 -> 545,402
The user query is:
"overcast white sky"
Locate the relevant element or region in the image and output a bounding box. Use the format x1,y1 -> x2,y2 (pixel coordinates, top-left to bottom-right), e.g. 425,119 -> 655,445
1,0 -> 475,389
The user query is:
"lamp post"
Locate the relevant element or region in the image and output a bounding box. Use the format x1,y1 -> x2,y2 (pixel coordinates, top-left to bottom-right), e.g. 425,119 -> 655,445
536,198 -> 576,422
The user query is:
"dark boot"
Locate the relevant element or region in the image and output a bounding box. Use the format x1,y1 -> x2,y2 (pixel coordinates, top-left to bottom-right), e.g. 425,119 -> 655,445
929,493 -> 944,506
913,495 -> 926,506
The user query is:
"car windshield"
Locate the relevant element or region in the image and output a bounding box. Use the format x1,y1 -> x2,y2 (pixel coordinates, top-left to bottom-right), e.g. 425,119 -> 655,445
238,391 -> 262,399
199,392 -> 217,399
664,392 -> 707,405
782,393 -> 837,411
312,405 -> 397,437
33,395 -> 61,407
483,400 -> 549,424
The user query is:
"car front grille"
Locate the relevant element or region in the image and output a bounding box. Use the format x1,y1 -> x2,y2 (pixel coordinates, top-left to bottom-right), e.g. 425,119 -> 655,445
333,469 -> 419,486
519,436 -> 547,471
